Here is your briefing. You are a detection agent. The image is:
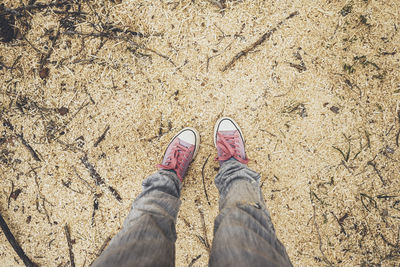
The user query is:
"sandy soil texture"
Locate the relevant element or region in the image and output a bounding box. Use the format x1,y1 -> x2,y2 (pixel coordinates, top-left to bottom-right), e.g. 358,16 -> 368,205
1,0 -> 400,266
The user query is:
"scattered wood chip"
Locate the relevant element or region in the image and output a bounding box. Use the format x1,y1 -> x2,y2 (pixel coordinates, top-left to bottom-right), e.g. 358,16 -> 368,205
289,62 -> 307,72
330,106 -> 340,114
39,67 -> 49,79
57,107 -> 69,116
10,188 -> 22,200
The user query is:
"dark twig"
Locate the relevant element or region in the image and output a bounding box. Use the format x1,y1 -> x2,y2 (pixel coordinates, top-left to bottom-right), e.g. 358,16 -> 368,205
64,224 -> 75,267
289,50 -> 307,73
332,138 -> 351,162
367,160 -> 386,185
106,186 -> 121,202
376,195 -> 398,199
382,51 -> 397,56
103,24 -> 145,38
221,11 -> 299,72
312,206 -> 333,267
331,211 -> 347,236
61,180 -> 83,194
0,55 -> 22,75
365,130 -> 371,149
73,167 -> 95,192
17,133 -> 41,161
3,119 -> 14,130
96,236 -> 111,256
360,193 -> 378,212
80,155 -> 106,186
198,208 -> 210,254
7,181 -> 14,209
40,198 -> 52,225
202,155 -> 211,205
80,155 -> 122,202
309,189 -> 333,266
94,125 -> 110,147
21,35 -> 45,55
188,254 -> 202,267
196,235 -> 209,251
310,190 -> 325,205
0,211 -> 37,267
260,176 -> 267,188
396,110 -> 400,147
64,30 -> 175,67
289,62 -> 307,72
39,26 -> 61,70
380,232 -> 397,248
91,195 -> 99,226
53,10 -> 87,15
29,165 -> 53,225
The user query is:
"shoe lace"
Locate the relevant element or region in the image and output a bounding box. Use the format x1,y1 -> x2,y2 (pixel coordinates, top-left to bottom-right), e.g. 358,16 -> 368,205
157,142 -> 192,181
215,132 -> 248,164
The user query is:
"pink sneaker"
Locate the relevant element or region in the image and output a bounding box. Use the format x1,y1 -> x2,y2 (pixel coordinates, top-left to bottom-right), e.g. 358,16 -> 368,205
214,117 -> 248,165
157,127 -> 199,181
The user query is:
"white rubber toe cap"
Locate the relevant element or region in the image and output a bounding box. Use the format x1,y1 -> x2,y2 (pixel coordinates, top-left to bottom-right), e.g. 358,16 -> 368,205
178,129 -> 197,145
218,119 -> 237,131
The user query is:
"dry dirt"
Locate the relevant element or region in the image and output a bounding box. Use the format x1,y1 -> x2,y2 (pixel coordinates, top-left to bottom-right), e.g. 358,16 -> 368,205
1,0 -> 400,266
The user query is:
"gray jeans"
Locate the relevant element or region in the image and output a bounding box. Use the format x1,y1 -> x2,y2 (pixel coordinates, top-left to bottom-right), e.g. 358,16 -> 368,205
93,159 -> 292,267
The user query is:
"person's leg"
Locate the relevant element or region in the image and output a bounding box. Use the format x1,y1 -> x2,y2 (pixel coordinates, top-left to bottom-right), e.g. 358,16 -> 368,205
93,128 -> 199,267
209,118 -> 292,267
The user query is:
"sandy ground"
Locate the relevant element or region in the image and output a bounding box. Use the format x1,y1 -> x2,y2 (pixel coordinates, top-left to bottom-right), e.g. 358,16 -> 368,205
1,0 -> 400,266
